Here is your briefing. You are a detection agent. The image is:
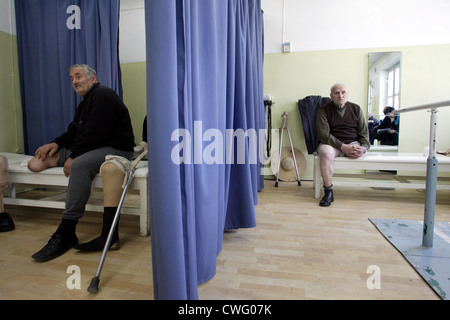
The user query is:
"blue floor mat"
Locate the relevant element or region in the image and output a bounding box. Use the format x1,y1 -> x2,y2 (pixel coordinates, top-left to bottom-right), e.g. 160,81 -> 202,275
369,218 -> 450,300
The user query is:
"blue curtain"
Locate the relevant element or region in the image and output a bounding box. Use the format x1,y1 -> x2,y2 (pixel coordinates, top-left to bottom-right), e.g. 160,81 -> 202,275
145,0 -> 264,300
15,0 -> 122,155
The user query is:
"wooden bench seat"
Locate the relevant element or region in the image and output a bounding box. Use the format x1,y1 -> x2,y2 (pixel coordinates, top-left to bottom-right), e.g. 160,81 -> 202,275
1,152 -> 149,236
313,152 -> 450,198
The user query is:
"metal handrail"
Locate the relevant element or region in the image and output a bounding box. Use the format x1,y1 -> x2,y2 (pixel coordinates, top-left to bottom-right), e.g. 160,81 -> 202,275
392,100 -> 450,247
395,100 -> 450,113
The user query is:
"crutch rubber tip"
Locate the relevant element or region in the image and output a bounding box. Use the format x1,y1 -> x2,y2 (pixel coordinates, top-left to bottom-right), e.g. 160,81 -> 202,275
275,182 -> 278,187
87,276 -> 100,294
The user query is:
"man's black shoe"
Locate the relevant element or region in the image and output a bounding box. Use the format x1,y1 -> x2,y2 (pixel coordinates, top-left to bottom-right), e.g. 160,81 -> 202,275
32,233 -> 78,262
0,212 -> 15,232
319,189 -> 334,207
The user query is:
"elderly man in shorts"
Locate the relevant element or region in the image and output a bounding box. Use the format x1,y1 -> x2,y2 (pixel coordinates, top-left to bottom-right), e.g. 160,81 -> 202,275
316,83 -> 370,207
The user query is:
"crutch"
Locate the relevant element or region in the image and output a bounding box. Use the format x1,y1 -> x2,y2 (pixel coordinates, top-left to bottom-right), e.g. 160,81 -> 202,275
88,149 -> 148,294
275,112 -> 301,187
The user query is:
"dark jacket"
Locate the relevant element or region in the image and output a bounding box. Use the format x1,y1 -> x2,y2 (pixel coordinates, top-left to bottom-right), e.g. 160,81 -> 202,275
53,83 -> 135,158
376,115 -> 399,145
298,96 -> 331,154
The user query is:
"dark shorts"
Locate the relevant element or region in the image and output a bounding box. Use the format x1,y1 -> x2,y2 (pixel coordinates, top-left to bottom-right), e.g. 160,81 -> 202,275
56,148 -> 72,167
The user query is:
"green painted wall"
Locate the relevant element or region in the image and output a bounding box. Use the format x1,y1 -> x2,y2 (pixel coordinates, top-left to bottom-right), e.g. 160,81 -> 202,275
0,31 -> 23,153
121,62 -> 147,144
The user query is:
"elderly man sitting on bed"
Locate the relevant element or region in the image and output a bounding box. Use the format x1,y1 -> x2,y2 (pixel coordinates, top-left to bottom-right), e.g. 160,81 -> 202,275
28,64 -> 135,262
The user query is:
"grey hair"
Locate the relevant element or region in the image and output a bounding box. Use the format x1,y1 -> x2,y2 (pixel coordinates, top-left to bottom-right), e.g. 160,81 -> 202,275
69,64 -> 97,78
330,83 -> 347,93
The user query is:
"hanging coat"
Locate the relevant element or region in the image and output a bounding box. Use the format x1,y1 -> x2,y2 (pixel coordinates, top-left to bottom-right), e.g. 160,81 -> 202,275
298,96 -> 331,154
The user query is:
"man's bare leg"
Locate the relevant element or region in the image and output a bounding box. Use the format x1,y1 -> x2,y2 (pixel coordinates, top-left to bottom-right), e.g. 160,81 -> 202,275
28,142 -> 60,172
317,144 -> 338,206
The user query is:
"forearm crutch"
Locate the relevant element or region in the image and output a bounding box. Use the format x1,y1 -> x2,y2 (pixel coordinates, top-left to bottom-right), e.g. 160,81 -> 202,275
88,149 -> 148,294
275,112 -> 301,187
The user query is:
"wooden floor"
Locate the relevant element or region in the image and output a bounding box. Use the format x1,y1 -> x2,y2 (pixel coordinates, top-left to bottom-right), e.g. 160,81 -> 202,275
1,180 -> 448,300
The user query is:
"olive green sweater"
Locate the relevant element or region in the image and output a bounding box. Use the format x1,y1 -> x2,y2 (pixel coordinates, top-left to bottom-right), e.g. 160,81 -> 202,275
316,101 -> 370,151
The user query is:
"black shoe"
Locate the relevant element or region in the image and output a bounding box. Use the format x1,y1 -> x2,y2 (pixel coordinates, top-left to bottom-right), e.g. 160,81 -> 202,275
319,189 -> 334,207
0,212 -> 15,232
32,233 -> 78,262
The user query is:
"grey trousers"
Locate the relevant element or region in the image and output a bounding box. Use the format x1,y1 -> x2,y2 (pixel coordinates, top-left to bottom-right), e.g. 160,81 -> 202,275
57,147 -> 134,220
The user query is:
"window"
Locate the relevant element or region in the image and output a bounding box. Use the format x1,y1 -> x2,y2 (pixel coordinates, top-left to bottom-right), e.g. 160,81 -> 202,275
386,64 -> 400,110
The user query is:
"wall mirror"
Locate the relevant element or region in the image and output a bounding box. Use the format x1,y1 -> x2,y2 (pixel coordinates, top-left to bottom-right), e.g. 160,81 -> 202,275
367,51 -> 402,145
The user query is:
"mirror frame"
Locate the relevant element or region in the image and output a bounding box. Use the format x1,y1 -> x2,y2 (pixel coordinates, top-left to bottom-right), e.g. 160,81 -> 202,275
368,51 -> 402,119
368,51 -> 402,146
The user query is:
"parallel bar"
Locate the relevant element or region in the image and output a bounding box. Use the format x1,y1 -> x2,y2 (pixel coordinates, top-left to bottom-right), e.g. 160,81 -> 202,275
423,157 -> 438,247
422,109 -> 439,247
428,109 -> 438,159
395,100 -> 450,114
395,103 -> 450,248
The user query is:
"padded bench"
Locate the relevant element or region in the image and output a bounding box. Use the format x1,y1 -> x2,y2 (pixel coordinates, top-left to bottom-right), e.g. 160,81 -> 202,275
313,152 -> 450,198
1,152 -> 149,236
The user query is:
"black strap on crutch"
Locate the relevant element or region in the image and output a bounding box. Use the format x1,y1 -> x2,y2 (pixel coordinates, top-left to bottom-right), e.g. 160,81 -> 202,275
87,149 -> 148,294
264,98 -> 273,158
274,112 -> 301,187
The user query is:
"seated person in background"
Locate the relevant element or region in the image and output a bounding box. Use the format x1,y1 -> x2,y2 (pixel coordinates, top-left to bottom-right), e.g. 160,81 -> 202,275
316,83 -> 370,207
29,64 -> 135,262
375,106 -> 399,146
368,113 -> 380,145
0,155 -> 15,232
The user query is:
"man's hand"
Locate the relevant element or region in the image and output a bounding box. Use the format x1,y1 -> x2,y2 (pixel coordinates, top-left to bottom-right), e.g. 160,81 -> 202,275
35,142 -> 59,160
341,144 -> 366,159
63,158 -> 73,177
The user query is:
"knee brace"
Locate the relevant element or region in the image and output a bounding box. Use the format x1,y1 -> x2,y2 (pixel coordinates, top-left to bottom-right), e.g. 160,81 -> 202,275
100,156 -> 129,207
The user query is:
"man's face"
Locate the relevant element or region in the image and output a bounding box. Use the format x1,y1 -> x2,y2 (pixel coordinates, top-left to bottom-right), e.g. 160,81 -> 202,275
70,67 -> 97,97
330,85 -> 348,108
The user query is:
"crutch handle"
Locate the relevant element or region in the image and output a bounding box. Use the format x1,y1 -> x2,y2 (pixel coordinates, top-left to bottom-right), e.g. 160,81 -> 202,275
130,150 -> 148,172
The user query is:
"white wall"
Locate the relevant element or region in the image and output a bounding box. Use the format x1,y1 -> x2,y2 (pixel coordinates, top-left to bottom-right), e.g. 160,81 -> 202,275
0,0 -> 16,35
119,0 -> 146,63
261,0 -> 450,53
5,0 -> 450,63
118,0 -> 450,60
